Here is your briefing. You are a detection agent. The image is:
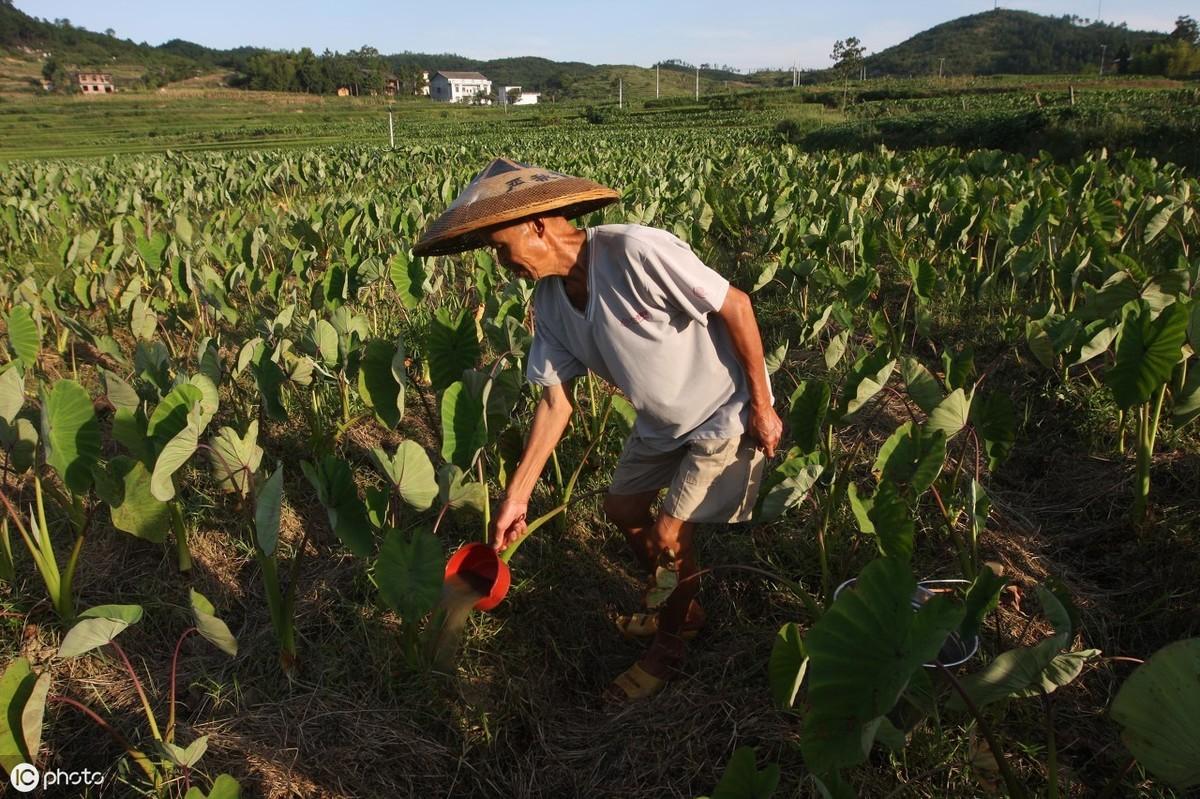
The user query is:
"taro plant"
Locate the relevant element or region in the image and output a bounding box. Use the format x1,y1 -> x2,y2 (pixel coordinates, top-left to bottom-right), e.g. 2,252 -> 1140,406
0,375 -> 101,622
0,593 -> 240,796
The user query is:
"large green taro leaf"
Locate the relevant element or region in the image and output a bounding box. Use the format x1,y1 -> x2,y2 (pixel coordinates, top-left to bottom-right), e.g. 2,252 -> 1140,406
357,338 -> 406,429
109,456 -> 169,543
375,527 -> 443,624
441,378 -> 487,471
1105,301 -> 1188,409
370,442 -> 438,512
1110,638 -> 1200,790
58,604 -> 143,658
427,307 -> 480,393
40,379 -> 101,493
800,558 -> 962,774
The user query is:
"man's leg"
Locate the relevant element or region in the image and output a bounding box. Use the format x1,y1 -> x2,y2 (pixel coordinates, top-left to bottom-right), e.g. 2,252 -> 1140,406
640,510 -> 697,678
602,490 -> 660,573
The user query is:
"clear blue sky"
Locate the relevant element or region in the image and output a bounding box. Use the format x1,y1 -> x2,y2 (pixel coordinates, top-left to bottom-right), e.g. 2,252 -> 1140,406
16,0 -> 1196,70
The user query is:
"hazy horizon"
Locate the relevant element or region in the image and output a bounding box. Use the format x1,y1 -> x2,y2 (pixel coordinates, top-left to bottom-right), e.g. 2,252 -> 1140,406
15,0 -> 1197,71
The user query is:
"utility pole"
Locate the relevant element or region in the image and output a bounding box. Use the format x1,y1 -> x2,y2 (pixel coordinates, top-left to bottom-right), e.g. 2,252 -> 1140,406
618,77 -> 623,109
656,64 -> 659,98
695,65 -> 699,100
388,110 -> 394,147
1099,43 -> 1107,76
939,57 -> 945,78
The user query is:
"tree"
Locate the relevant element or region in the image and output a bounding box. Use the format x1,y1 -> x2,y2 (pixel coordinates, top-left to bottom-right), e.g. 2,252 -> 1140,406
41,57 -> 67,92
1115,42 -> 1131,74
830,36 -> 866,78
830,36 -> 866,107
104,27 -> 115,37
506,87 -> 521,106
1171,15 -> 1199,46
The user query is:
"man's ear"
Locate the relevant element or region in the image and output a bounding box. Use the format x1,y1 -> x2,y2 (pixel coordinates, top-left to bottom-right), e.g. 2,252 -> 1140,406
530,217 -> 546,238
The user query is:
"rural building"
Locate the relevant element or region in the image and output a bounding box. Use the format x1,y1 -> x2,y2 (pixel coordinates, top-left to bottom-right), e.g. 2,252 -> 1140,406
498,85 -> 540,106
388,71 -> 430,96
336,86 -> 351,97
75,72 -> 115,94
429,71 -> 492,104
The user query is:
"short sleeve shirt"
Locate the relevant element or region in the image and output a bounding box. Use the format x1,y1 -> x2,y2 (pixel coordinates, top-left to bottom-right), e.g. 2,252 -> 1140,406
526,224 -> 757,450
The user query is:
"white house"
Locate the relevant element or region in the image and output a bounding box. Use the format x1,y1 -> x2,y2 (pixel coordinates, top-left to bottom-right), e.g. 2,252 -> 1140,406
429,71 -> 492,104
497,85 -> 540,106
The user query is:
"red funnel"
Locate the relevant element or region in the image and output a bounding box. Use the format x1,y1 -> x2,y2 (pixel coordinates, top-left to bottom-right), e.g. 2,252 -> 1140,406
444,543 -> 511,611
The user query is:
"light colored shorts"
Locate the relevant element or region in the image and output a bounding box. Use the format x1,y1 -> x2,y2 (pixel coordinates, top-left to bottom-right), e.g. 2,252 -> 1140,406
608,434 -> 767,524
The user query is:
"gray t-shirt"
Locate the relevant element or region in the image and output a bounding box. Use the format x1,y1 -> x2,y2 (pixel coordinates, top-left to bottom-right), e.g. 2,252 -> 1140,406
526,223 -> 754,451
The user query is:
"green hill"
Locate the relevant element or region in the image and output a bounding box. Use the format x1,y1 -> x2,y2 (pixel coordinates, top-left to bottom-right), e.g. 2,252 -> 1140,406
0,1 -> 1180,99
865,9 -> 1166,77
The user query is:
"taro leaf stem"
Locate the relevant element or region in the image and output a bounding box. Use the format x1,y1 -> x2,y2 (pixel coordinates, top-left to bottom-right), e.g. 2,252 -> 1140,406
166,627 -> 198,743
108,640 -> 163,742
170,500 -> 192,573
49,694 -> 158,783
935,662 -> 1027,799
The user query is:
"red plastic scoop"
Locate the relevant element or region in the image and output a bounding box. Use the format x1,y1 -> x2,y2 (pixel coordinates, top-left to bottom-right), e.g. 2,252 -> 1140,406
444,543 -> 511,611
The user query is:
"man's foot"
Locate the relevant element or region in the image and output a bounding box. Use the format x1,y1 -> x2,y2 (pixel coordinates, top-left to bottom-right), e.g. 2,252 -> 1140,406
605,638 -> 686,702
614,600 -> 706,640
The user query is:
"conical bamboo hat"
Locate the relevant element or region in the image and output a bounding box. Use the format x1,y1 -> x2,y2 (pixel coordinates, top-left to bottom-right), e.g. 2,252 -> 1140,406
412,158 -> 620,257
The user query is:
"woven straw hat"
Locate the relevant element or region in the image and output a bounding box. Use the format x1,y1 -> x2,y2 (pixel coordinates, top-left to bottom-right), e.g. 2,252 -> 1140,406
412,158 -> 620,257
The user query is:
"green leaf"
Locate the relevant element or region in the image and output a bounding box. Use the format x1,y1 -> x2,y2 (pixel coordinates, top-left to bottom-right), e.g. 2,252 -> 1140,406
40,379 -> 101,493
58,604 -> 144,658
190,590 -> 237,657
824,329 -> 849,370
376,527 -> 443,623
108,457 -> 169,543
801,558 -> 963,773
764,340 -> 788,375
864,481 -> 914,562
389,250 -> 426,309
302,457 -> 373,557
5,305 -> 39,367
19,673 -> 48,773
437,465 -> 486,514
710,746 -> 780,799
135,231 -> 168,270
1110,638 -> 1200,790
147,383 -> 202,449
872,422 -> 945,496
151,405 -> 202,502
901,357 -> 943,415
970,392 -> 1016,470
208,422 -> 264,496
357,339 -> 406,428
441,379 -> 487,470
254,466 -> 283,557
100,369 -> 140,413
0,657 -> 36,772
0,366 -> 25,423
163,735 -> 209,768
1171,361 -> 1200,427
950,639 -> 1076,710
768,623 -> 808,709
788,381 -> 830,454
959,562 -> 1006,641
926,388 -> 972,440
839,349 -> 894,417
756,452 -> 823,523
427,308 -> 480,392
1105,302 -> 1188,409
185,773 -> 241,799
369,442 -> 437,511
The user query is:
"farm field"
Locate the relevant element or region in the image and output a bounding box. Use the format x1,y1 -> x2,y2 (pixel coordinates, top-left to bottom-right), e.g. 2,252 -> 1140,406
1,79 -> 1199,799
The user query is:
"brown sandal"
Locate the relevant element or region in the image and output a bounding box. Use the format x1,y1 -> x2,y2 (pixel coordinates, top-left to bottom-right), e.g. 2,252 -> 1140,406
606,662 -> 668,701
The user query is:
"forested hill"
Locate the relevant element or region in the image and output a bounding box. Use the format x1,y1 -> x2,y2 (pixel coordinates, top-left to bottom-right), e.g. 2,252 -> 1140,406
866,9 -> 1166,76
0,0 -> 1183,95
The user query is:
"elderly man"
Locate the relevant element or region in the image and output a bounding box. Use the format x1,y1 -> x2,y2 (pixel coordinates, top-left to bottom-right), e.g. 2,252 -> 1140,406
414,158 -> 781,700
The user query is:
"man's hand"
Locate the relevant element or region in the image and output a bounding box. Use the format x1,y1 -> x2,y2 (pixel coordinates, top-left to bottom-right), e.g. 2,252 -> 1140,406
490,495 -> 529,553
748,402 -> 783,458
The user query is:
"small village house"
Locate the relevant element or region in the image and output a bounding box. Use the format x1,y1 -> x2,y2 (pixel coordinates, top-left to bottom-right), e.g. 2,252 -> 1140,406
429,71 -> 492,104
75,72 -> 115,94
498,85 -> 540,106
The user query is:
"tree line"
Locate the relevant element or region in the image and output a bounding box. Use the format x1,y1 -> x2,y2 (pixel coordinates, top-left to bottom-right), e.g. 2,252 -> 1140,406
233,46 -> 427,95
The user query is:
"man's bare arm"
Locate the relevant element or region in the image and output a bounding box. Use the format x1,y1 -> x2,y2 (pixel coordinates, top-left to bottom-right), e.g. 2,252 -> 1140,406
716,286 -> 783,457
490,380 -> 575,551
